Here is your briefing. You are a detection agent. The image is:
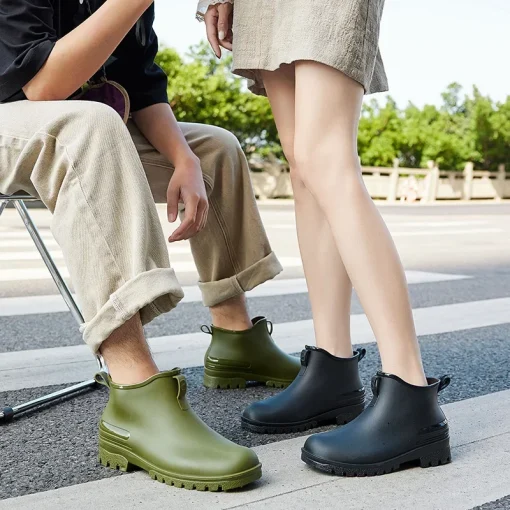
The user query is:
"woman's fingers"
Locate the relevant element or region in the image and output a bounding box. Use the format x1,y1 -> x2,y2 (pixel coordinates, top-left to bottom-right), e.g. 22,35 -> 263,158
217,3 -> 232,41
205,8 -> 221,58
220,37 -> 233,51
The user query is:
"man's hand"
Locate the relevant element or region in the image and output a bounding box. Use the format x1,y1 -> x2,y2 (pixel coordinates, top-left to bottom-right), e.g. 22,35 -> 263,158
167,157 -> 209,242
204,3 -> 233,58
131,104 -> 209,243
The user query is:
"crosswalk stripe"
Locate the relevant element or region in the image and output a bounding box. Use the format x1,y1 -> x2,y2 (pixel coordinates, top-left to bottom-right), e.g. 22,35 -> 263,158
0,258 -> 304,282
0,271 -> 470,316
267,225 -> 503,237
0,239 -> 58,248
0,244 -> 192,261
391,228 -> 503,237
1,296 -> 507,392
0,220 -> 494,239
1,389 -> 508,510
0,231 -> 52,238
0,250 -> 64,261
387,220 -> 490,227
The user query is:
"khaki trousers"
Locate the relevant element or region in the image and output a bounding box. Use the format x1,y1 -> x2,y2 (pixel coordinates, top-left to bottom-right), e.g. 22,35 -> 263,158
0,100 -> 282,352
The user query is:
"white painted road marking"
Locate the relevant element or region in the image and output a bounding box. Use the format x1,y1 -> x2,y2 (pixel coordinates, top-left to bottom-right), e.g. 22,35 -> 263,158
0,250 -> 64,261
0,271 -> 470,316
392,228 -> 503,237
0,244 -> 192,261
0,258 -> 303,282
1,296 -> 506,391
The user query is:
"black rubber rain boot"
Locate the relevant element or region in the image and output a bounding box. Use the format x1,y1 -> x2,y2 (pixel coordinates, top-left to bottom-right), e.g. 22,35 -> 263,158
302,372 -> 452,476
241,346 -> 366,434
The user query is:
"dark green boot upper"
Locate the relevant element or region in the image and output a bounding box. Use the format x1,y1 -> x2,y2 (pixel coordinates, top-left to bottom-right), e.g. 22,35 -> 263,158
96,369 -> 261,491
203,316 -> 301,389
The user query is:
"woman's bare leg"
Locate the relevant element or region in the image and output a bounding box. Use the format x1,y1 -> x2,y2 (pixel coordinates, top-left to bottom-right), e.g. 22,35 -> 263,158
293,61 -> 426,385
261,65 -> 353,357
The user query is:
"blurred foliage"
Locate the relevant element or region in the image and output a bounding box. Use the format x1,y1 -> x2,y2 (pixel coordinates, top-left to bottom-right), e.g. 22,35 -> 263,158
156,43 -> 279,158
157,44 -> 510,170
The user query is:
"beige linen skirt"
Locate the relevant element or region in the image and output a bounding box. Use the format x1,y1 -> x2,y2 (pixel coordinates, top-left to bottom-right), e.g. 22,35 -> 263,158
231,0 -> 388,96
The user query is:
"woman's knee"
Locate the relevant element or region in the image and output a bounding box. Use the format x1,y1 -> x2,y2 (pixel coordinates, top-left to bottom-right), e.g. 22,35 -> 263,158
293,138 -> 362,195
278,139 -> 306,190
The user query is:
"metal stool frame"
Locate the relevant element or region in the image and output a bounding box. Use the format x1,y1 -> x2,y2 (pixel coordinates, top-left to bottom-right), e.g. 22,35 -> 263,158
0,193 -> 104,423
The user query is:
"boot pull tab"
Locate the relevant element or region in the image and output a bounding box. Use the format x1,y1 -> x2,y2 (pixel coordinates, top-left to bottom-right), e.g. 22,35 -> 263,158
266,320 -> 274,336
357,348 -> 367,362
94,371 -> 110,388
173,374 -> 190,411
371,375 -> 381,396
201,325 -> 212,335
438,375 -> 451,393
300,347 -> 312,366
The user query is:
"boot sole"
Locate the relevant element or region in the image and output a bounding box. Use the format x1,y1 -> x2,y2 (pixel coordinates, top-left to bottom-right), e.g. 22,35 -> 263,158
203,372 -> 293,390
241,402 -> 365,434
98,439 -> 262,491
301,437 -> 452,476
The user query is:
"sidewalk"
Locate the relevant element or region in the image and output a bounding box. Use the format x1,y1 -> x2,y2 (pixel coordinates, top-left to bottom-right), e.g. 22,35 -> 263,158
2,389 -> 508,510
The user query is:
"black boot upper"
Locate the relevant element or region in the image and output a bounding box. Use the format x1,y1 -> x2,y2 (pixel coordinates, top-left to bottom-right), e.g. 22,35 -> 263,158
242,346 -> 366,426
303,372 -> 451,465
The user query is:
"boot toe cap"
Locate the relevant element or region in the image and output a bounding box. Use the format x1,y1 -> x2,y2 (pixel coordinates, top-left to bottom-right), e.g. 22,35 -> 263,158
303,433 -> 334,461
228,446 -> 261,474
242,401 -> 277,424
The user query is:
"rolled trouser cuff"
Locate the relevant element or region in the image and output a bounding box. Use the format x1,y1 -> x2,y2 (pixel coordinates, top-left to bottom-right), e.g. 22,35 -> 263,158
198,252 -> 283,307
80,268 -> 184,353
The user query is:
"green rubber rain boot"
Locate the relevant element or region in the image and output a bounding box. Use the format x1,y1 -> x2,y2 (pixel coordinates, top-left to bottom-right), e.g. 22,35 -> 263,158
96,369 -> 261,491
202,316 -> 301,389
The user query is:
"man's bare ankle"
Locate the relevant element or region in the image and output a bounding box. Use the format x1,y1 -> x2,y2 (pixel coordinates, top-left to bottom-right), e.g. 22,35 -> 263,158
210,294 -> 252,331
99,313 -> 159,385
107,362 -> 159,385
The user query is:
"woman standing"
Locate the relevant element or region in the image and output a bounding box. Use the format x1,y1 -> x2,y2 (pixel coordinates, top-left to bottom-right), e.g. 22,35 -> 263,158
198,0 -> 451,476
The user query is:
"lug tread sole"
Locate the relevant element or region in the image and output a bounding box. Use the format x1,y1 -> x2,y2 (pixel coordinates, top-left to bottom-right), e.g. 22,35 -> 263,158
241,403 -> 365,435
301,439 -> 452,477
98,446 -> 262,492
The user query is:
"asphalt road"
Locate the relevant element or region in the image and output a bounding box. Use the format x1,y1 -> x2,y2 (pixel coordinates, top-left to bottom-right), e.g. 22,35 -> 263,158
1,201 -> 510,508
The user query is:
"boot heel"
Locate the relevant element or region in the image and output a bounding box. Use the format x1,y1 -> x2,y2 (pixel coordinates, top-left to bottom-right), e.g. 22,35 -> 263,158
203,373 -> 247,389
335,403 -> 365,425
98,446 -> 135,472
418,439 -> 452,468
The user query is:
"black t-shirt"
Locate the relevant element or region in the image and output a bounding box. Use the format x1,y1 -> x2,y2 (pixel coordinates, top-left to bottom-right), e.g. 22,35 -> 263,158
0,0 -> 168,111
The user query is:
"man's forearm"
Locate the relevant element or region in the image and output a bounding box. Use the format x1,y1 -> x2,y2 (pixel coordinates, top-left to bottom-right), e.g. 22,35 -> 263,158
132,103 -> 198,167
23,0 -> 153,101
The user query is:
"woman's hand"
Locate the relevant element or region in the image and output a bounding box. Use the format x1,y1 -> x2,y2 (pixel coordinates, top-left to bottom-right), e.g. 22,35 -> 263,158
204,3 -> 233,58
167,157 -> 209,242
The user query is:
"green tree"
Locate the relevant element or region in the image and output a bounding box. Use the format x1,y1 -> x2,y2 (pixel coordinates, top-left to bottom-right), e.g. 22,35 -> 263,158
155,43 -> 280,157
358,97 -> 403,167
156,44 -> 510,171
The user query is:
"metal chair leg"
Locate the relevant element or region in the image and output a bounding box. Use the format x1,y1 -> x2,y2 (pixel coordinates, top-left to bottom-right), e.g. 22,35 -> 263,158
14,200 -> 84,325
0,379 -> 99,422
1,199 -> 106,423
